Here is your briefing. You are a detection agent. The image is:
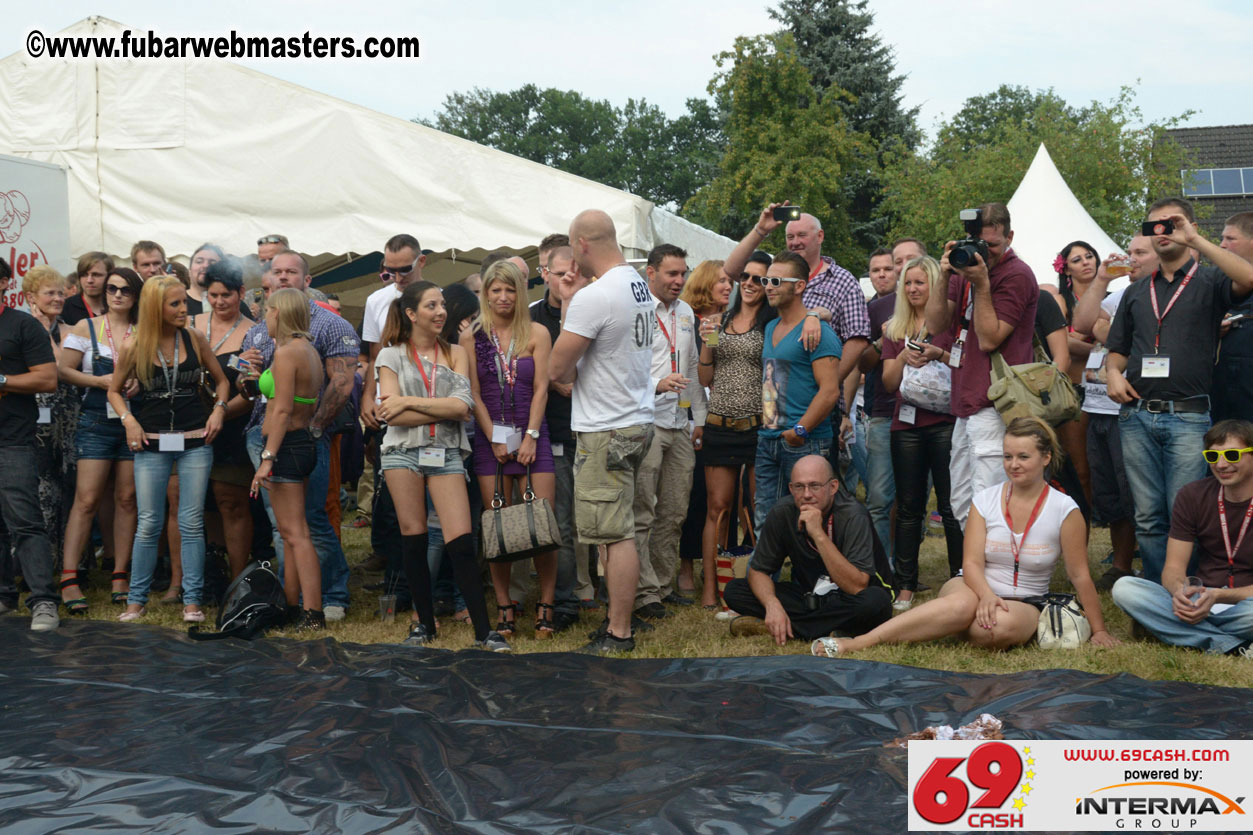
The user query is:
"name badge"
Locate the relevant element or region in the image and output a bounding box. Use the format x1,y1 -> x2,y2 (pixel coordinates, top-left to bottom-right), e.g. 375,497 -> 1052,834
106,401 -> 121,420
158,432 -> 185,452
1086,349 -> 1106,370
949,329 -> 967,369
551,442 -> 564,457
898,403 -> 917,424
491,423 -> 515,444
418,446 -> 446,468
37,406 -> 52,425
1142,355 -> 1171,378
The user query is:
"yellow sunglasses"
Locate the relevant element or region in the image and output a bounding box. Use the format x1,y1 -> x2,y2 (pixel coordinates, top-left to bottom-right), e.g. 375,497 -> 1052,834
1202,447 -> 1253,464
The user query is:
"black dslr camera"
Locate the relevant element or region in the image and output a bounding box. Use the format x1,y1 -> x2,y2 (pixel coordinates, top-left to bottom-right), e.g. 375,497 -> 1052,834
949,208 -> 990,269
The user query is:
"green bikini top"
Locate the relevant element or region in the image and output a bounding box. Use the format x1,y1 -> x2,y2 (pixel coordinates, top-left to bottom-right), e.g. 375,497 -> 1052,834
258,367 -> 318,405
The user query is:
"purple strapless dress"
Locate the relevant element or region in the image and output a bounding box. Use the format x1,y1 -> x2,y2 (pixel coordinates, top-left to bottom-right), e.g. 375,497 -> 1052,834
472,330 -> 554,476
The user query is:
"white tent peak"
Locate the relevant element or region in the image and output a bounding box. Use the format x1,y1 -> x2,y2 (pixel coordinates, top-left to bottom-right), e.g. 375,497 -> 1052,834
1007,143 -> 1127,292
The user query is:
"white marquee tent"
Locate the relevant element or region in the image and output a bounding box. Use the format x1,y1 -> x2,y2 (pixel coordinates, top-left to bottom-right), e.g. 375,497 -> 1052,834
0,16 -> 735,271
1008,144 -> 1128,292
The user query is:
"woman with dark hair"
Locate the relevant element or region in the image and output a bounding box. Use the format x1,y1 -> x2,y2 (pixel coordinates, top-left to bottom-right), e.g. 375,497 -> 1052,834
1047,240 -> 1100,509
695,250 -> 775,610
185,243 -> 225,317
58,267 -> 144,611
813,417 -> 1118,656
440,283 -> 481,344
375,280 -> 509,651
109,277 -> 231,623
191,259 -> 255,577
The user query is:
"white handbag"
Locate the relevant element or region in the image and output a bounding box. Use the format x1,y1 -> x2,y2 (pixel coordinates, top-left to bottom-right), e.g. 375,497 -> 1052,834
899,360 -> 952,414
1035,593 -> 1092,649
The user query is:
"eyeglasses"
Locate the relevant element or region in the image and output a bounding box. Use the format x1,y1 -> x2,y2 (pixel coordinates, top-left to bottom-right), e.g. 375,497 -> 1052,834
788,479 -> 834,494
738,273 -> 764,285
105,285 -> 135,296
257,235 -> 285,246
1203,447 -> 1253,464
761,276 -> 802,288
379,263 -> 416,279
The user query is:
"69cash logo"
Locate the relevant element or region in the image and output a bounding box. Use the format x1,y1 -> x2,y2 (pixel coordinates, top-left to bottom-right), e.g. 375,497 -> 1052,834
910,741 -> 1036,830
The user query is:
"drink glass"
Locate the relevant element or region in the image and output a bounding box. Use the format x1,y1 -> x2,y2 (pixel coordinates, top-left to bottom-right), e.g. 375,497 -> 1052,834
1106,254 -> 1132,278
1179,576 -> 1204,604
378,594 -> 397,623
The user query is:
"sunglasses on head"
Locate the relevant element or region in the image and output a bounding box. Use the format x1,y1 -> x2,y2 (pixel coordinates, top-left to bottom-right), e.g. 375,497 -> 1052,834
257,235 -> 285,246
760,276 -> 802,288
1203,447 -> 1253,464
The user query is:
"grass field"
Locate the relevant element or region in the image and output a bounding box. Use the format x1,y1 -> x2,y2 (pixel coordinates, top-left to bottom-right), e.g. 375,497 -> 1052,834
33,509 -> 1253,692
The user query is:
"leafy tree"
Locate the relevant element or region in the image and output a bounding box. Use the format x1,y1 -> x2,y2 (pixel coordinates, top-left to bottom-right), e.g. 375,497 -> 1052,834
879,85 -> 1195,255
683,32 -> 872,269
420,86 -> 722,209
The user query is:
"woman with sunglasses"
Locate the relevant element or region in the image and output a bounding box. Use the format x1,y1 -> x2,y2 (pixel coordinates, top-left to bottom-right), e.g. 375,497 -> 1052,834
695,251 -> 775,610
58,268 -> 144,612
109,277 -> 231,623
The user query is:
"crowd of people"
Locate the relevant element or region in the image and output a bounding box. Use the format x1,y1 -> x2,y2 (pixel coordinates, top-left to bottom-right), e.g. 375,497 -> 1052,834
0,198 -> 1250,661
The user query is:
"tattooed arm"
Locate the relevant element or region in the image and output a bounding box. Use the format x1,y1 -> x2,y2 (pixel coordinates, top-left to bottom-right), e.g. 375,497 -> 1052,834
312,354 -> 356,433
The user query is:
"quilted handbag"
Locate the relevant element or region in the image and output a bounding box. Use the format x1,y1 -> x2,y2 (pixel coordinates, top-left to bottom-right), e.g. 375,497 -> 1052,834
986,337 -> 1081,427
1031,592 -> 1092,649
481,464 -> 563,563
899,360 -> 952,414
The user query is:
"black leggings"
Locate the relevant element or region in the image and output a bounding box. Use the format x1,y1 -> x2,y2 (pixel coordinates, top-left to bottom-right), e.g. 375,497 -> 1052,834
890,422 -> 963,590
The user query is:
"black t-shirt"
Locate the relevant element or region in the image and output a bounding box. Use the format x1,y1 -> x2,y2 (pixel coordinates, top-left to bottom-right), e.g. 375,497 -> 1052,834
62,293 -> 105,326
749,491 -> 893,593
1034,289 -> 1067,357
865,293 -> 897,418
1105,259 -> 1247,400
185,295 -> 204,318
0,308 -> 56,446
528,295 -> 572,444
1170,477 -> 1253,589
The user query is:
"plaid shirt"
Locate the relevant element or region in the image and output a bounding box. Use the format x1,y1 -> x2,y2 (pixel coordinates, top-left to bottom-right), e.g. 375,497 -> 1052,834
242,298 -> 360,430
802,255 -> 871,344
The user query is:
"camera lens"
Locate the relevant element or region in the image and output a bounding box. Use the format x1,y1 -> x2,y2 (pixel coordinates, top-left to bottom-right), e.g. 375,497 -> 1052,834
950,243 -> 976,268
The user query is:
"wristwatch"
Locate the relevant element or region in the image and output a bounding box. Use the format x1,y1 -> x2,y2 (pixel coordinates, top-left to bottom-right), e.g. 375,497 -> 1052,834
0,374 -> 8,389
793,423 -> 809,439
260,449 -> 277,462
526,429 -> 540,440
214,399 -> 228,410
805,311 -> 820,319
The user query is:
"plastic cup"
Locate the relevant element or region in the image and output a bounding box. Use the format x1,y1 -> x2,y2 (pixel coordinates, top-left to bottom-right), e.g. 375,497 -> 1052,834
378,594 -> 397,623
1180,576 -> 1204,604
1106,254 -> 1132,277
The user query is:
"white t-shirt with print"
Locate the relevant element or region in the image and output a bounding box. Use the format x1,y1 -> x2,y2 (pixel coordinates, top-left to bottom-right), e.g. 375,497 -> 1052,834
563,264 -> 656,432
1082,288 -> 1126,417
973,482 -> 1080,598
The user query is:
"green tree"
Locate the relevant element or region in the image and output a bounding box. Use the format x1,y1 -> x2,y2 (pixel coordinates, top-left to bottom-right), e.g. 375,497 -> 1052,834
420,86 -> 722,209
683,32 -> 871,269
768,0 -> 922,250
879,85 -> 1195,255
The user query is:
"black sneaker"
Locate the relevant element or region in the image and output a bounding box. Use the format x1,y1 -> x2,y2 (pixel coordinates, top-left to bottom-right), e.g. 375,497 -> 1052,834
402,621 -> 436,646
635,602 -> 670,619
433,599 -> 455,618
296,609 -> 326,632
552,610 -> 579,633
587,616 -> 652,640
475,630 -> 512,652
661,592 -> 694,606
577,631 -> 635,654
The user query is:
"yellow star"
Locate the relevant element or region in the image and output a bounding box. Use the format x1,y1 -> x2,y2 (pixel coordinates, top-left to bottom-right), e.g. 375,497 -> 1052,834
1012,797 -> 1026,812
1025,770 -> 1035,780
1022,746 -> 1031,755
1020,783 -> 1033,795
1026,757 -> 1035,766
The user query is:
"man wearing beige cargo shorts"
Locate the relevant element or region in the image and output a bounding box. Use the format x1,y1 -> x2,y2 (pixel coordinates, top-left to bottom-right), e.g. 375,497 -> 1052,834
551,209 -> 657,653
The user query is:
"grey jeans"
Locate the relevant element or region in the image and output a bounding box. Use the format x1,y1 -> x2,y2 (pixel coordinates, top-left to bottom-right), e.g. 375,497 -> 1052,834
0,445 -> 57,609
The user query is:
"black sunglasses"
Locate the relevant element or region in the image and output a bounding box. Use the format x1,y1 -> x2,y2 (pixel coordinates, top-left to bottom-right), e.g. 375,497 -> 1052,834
379,263 -> 416,279
738,273 -> 764,285
105,285 -> 135,296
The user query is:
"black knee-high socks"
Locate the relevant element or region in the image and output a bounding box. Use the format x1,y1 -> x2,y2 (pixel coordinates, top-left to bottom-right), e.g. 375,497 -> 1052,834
445,533 -> 491,641
401,533 -> 434,632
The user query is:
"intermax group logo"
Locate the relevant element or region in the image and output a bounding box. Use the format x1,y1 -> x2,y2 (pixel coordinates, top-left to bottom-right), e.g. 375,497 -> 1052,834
1076,780 -> 1245,829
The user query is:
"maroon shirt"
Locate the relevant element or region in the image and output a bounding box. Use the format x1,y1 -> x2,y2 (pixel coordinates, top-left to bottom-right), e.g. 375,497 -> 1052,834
945,248 -> 1038,418
1170,478 -> 1253,589
881,329 -> 956,431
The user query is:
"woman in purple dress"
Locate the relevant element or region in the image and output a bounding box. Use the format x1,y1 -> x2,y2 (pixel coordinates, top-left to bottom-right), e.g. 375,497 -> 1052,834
461,260 -> 557,638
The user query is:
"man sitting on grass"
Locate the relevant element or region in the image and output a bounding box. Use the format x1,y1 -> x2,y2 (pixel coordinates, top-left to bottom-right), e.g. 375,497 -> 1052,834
724,455 -> 893,644
1113,419 -> 1253,656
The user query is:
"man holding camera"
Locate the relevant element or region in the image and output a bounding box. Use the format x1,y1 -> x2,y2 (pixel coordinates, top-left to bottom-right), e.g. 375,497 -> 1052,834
925,203 -> 1038,529
1106,198 -> 1253,584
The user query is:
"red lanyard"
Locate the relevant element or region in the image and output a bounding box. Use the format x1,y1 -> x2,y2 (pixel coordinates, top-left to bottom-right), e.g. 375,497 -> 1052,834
1005,484 -> 1049,590
655,308 -> 678,373
489,325 -> 518,387
102,316 -> 132,357
1217,487 -> 1253,590
411,344 -> 438,440
83,295 -> 102,318
1148,261 -> 1198,354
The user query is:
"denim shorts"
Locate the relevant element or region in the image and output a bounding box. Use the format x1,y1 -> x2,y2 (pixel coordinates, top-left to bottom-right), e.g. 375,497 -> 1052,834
380,446 -> 466,478
75,410 -> 134,461
268,428 -> 317,484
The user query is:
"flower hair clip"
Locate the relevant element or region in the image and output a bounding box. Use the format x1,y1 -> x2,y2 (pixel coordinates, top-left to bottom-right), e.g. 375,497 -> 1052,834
1052,254 -> 1066,274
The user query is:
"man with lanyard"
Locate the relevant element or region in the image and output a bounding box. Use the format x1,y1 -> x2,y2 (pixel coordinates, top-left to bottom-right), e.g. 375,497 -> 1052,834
1106,197 -> 1253,583
236,250 -> 360,620
62,253 -> 112,326
0,257 -> 60,629
722,455 -> 892,644
924,202 -> 1038,530
529,237 -> 593,630
1112,419 -> 1253,656
632,243 -> 707,619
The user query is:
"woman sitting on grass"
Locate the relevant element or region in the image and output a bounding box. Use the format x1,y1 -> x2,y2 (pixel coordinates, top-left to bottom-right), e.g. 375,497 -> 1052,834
812,416 -> 1119,657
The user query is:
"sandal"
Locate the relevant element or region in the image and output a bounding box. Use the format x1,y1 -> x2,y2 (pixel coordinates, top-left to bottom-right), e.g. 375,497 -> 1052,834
160,586 -> 183,605
59,570 -> 89,615
535,602 -> 555,640
811,637 -> 843,658
495,602 -> 519,637
110,571 -> 130,605
453,609 -> 472,625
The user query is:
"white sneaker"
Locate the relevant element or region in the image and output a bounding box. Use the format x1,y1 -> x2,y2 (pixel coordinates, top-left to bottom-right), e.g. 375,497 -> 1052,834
323,605 -> 346,622
714,609 -> 738,622
893,598 -> 914,612
30,601 -> 60,632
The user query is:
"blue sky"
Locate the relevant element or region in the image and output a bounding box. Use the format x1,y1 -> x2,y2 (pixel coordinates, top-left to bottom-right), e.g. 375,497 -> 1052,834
7,0 -> 1249,139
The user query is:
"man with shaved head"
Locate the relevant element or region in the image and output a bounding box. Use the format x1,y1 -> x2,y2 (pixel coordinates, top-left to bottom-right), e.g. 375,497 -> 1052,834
551,209 -> 657,653
722,455 -> 893,646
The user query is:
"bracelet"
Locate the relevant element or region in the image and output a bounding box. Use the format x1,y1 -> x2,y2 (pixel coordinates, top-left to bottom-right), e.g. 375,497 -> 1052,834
698,360 -> 714,367
753,226 -> 768,238
214,400 -> 228,410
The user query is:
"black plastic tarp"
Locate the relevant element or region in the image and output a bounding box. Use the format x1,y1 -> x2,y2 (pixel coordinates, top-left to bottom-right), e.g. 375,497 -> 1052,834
1,621 -> 1250,833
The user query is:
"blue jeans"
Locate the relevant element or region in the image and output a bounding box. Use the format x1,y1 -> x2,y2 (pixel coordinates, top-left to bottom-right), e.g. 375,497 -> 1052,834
844,411 -> 868,494
247,426 -> 351,609
864,416 -> 895,562
1117,407 -> 1210,583
754,434 -> 832,534
129,444 -> 213,606
1113,576 -> 1253,654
